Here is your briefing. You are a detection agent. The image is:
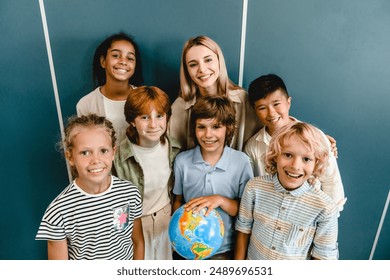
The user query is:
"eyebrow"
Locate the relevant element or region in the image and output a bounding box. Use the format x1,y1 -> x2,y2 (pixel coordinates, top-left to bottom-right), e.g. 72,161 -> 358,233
110,49 -> 136,56
187,55 -> 213,64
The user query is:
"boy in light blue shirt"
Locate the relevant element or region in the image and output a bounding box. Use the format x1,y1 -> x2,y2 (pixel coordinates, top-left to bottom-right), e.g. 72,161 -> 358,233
172,96 -> 253,259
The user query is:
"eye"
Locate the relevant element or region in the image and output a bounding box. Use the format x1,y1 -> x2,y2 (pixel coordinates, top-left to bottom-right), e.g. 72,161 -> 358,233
80,150 -> 90,156
205,57 -> 213,63
156,114 -> 164,119
303,157 -> 313,162
127,56 -> 135,62
196,124 -> 205,130
213,124 -> 222,129
100,148 -> 109,154
140,115 -> 149,120
283,153 -> 292,158
188,62 -> 197,68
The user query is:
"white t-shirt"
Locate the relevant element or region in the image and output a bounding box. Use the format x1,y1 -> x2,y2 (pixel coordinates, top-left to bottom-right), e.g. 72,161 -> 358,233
132,142 -> 171,215
102,95 -> 127,145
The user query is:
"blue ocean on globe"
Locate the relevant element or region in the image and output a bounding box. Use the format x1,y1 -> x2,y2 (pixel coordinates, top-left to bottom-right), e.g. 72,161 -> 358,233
168,205 -> 225,260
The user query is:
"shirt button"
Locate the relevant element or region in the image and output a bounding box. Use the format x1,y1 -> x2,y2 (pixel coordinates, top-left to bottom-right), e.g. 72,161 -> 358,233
271,246 -> 276,250
277,227 -> 281,230
281,207 -> 286,210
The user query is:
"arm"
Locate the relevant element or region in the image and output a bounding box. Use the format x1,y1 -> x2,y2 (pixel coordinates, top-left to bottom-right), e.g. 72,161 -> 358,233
48,240 -> 68,260
184,195 -> 239,217
234,232 -> 250,260
311,208 -> 339,260
172,194 -> 184,213
132,218 -> 144,260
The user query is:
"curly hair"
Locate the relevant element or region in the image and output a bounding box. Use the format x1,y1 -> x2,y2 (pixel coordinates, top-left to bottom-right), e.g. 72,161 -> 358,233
265,122 -> 329,185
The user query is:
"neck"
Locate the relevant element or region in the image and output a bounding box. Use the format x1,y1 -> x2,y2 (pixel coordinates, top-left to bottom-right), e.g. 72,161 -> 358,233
101,81 -> 133,101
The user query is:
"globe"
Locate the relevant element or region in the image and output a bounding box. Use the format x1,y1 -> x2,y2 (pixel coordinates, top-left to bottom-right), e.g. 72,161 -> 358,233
169,205 -> 225,260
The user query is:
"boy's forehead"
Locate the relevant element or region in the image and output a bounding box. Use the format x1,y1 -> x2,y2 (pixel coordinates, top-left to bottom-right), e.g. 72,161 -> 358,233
256,89 -> 289,103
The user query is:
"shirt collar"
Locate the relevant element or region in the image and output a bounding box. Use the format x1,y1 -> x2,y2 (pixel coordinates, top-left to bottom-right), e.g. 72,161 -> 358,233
118,138 -> 136,162
192,145 -> 230,171
272,173 -> 311,197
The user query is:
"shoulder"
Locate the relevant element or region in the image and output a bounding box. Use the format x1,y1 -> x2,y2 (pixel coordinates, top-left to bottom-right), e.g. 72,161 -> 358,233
111,176 -> 139,192
306,186 -> 337,213
225,147 -> 250,161
175,148 -> 194,161
228,88 -> 247,99
246,175 -> 274,190
76,88 -> 102,111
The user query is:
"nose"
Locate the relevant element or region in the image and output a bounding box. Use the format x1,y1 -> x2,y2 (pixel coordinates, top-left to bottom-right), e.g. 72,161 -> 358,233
149,117 -> 157,127
198,62 -> 207,73
291,157 -> 301,170
119,57 -> 127,65
268,106 -> 276,116
205,127 -> 213,138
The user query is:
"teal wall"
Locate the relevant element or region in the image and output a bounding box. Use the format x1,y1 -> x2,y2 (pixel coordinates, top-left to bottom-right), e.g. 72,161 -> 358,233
0,0 -> 389,260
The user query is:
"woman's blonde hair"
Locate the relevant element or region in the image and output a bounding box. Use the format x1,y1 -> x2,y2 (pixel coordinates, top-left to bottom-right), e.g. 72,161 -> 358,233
265,122 -> 329,185
179,36 -> 238,101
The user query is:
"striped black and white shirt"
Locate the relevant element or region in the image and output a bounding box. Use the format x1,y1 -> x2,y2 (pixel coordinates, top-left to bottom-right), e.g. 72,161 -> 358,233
36,175 -> 142,260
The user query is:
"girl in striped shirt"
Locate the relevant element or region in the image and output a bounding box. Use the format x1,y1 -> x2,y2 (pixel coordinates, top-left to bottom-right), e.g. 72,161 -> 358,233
36,114 -> 144,259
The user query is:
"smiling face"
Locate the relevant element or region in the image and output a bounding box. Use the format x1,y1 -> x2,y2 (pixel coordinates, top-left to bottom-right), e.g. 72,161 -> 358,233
253,89 -> 292,136
131,107 -> 167,148
66,126 -> 115,193
195,118 -> 226,157
276,134 -> 316,190
100,40 -> 136,83
185,45 -> 220,95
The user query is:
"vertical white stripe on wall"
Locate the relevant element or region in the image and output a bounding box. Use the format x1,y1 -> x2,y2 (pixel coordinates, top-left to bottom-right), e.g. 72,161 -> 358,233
369,189 -> 390,260
39,0 -> 72,182
238,0 -> 248,87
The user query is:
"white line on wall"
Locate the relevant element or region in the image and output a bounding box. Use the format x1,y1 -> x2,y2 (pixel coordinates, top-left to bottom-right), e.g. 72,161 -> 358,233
39,0 -> 72,182
238,0 -> 248,87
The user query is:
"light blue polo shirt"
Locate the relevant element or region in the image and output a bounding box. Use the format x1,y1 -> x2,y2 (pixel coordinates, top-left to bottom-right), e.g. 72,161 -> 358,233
173,145 -> 254,254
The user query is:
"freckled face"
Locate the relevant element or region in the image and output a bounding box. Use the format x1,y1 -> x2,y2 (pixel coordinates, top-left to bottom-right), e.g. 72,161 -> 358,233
276,135 -> 316,190
131,107 -> 167,148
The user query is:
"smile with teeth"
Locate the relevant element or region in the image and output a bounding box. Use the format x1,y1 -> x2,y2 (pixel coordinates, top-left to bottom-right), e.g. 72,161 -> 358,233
115,68 -> 128,73
268,117 -> 280,124
198,74 -> 212,80
285,171 -> 303,179
88,167 -> 105,173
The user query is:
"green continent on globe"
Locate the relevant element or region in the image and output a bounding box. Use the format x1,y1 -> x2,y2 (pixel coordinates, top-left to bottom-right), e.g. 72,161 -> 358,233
179,210 -> 203,241
191,242 -> 213,260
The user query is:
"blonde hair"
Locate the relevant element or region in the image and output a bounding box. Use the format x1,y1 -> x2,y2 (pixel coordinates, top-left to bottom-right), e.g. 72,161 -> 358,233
179,36 -> 239,101
265,122 -> 329,185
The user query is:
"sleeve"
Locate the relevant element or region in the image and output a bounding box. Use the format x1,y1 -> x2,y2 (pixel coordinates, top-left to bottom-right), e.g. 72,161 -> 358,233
311,205 -> 339,260
318,133 -> 347,212
168,98 -> 190,150
35,208 -> 66,241
238,154 -> 254,198
172,156 -> 184,196
235,181 -> 255,234
244,138 -> 256,173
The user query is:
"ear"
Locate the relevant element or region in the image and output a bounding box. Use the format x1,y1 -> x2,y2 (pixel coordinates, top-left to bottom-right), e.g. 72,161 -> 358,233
112,146 -> 117,160
65,150 -> 75,167
100,55 -> 106,68
287,96 -> 292,110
